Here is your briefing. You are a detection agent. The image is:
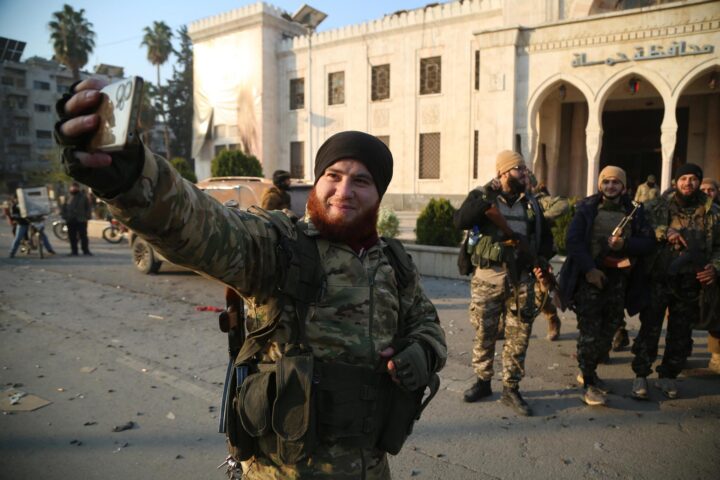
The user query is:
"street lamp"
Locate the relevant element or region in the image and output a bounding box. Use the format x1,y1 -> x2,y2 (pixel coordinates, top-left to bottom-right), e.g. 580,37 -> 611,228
291,4 -> 327,181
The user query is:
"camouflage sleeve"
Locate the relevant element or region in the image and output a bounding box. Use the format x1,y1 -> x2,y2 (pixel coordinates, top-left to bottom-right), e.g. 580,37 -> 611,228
710,204 -> 720,272
102,145 -> 282,301
643,196 -> 669,241
398,261 -> 447,373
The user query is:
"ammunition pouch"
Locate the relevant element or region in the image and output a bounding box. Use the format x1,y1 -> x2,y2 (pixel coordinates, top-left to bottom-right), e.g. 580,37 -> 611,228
226,357 -> 437,462
470,235 -> 504,268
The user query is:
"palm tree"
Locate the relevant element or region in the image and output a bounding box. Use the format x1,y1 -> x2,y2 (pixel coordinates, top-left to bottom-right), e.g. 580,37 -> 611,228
48,4 -> 96,82
141,21 -> 174,159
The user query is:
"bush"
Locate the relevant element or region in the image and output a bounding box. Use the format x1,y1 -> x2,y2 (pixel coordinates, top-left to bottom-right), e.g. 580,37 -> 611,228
377,206 -> 400,238
211,150 -> 263,177
551,197 -> 576,255
170,157 -> 197,183
415,198 -> 462,247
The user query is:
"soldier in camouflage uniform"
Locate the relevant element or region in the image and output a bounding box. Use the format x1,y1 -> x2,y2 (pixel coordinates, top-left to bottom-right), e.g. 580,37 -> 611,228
631,164 -> 720,400
558,166 -> 654,406
54,79 -> 446,480
454,151 -> 554,416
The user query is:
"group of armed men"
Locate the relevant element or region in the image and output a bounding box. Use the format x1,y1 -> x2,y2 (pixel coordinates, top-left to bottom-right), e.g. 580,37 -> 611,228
456,151 -> 720,412
53,77 -> 718,479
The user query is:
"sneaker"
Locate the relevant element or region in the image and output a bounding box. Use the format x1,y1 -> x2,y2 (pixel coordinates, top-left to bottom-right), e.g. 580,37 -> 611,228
576,372 -> 611,394
47,250 -> 56,256
582,385 -> 607,406
655,378 -> 678,399
612,328 -> 630,351
463,379 -> 492,403
500,387 -> 532,416
631,377 -> 649,400
546,316 -> 561,341
708,354 -> 720,374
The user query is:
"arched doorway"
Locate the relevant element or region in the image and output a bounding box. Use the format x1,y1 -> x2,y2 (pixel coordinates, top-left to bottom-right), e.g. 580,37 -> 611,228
533,81 -> 589,198
599,74 -> 670,196
675,66 -> 720,181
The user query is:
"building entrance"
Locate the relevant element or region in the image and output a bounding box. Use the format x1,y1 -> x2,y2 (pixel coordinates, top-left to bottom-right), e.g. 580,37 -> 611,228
600,108 -> 689,193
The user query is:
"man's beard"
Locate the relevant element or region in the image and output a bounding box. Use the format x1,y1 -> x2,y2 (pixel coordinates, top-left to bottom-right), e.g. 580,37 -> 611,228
306,188 -> 379,244
507,176 -> 525,195
676,188 -> 700,206
602,191 -> 622,201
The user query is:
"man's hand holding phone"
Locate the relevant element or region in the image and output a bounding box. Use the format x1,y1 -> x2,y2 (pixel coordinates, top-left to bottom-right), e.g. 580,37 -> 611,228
55,77 -> 145,198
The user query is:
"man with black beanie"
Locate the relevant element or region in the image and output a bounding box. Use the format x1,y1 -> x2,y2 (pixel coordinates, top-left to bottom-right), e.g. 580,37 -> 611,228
260,169 -> 292,211
52,78 -> 446,480
631,163 -> 720,400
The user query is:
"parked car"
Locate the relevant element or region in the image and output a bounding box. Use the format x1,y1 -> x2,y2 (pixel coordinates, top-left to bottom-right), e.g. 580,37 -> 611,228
130,176 -> 311,274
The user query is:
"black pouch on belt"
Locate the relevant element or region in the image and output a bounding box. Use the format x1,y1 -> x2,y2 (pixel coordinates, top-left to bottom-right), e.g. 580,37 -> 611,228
272,349 -> 316,464
226,364 -> 258,461
377,373 -> 440,455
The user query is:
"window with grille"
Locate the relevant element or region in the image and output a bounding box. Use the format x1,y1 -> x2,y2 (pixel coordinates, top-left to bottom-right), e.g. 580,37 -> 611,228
33,80 -> 50,90
290,141 -> 304,178
371,64 -> 390,101
419,57 -> 441,95
34,104 -> 51,113
473,130 -> 479,179
376,135 -> 390,149
419,133 -> 440,179
474,50 -> 480,90
328,72 -> 345,105
290,78 -> 304,110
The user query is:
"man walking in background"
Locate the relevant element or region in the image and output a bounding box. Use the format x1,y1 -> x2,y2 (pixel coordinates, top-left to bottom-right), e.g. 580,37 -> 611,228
62,182 -> 92,256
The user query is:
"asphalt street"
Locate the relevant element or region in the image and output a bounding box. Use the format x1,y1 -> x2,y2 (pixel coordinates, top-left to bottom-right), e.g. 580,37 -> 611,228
1,221 -> 718,479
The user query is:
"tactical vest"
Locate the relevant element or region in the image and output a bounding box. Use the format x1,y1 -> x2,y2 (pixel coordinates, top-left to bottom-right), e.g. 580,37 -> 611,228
224,208 -> 439,464
469,190 -> 543,269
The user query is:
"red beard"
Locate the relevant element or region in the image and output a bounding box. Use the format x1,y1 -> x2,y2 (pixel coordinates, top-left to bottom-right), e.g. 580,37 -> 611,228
306,187 -> 379,247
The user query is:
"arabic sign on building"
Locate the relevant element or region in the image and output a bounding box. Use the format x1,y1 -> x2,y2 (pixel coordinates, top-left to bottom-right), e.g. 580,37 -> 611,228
572,41 -> 715,67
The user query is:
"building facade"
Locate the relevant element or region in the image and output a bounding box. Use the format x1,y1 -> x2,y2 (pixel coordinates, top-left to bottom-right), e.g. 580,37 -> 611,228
189,0 -> 719,207
0,51 -> 125,191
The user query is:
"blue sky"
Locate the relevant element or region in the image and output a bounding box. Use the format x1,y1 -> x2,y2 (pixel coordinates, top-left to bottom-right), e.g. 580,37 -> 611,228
0,1 -> 443,84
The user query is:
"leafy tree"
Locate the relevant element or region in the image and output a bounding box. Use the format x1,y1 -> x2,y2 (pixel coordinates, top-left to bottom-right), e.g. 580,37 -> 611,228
141,21 -> 173,158
415,198 -> 462,247
138,82 -> 157,145
211,150 -> 263,178
170,157 -> 197,183
166,26 -> 193,162
48,4 -> 96,81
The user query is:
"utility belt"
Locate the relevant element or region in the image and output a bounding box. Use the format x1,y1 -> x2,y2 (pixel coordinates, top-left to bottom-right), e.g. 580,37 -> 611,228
469,234 -> 505,269
597,255 -> 633,270
225,350 -> 436,464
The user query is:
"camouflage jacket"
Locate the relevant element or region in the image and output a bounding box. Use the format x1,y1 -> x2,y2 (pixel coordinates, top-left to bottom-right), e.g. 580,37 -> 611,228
643,191 -> 720,274
104,147 -> 447,479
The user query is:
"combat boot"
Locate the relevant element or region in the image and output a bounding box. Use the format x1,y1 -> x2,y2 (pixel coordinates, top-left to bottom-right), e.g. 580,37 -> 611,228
546,315 -> 561,341
631,377 -> 648,400
463,378 -> 492,403
582,385 -> 607,406
655,377 -> 678,399
576,372 -> 611,394
612,328 -> 630,351
708,353 -> 720,374
500,386 -> 532,416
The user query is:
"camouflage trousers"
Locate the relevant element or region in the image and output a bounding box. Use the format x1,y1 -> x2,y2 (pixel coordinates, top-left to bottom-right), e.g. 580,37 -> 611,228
469,266 -> 536,388
241,447 -> 390,479
632,273 -> 700,379
573,269 -> 628,379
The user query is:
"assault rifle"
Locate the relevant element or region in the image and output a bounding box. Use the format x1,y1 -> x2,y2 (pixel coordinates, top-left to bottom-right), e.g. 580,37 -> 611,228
599,200 -> 641,269
218,287 -> 245,434
484,204 -> 565,310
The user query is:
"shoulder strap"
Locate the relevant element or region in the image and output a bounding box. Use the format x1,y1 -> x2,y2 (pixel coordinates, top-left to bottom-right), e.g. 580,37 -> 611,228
382,237 -> 414,292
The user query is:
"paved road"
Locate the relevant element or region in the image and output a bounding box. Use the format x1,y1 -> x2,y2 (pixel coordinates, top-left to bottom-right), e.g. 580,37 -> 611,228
1,222 -> 718,479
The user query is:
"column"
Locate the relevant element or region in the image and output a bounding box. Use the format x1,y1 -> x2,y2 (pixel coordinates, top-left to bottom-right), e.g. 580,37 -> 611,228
660,99 -> 678,192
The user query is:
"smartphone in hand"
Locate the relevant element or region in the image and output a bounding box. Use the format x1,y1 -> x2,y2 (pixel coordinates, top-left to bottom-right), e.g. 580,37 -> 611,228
88,76 -> 144,152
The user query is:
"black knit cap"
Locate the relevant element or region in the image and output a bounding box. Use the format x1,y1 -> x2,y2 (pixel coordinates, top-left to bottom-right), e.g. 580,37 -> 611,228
674,163 -> 703,181
313,131 -> 393,197
272,169 -> 291,187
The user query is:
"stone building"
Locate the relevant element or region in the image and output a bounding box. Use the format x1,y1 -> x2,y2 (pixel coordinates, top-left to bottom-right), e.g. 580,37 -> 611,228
188,0 -> 719,207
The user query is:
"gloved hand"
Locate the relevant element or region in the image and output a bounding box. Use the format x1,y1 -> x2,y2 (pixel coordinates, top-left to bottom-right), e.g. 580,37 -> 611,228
387,342 -> 430,392
54,78 -> 144,198
585,268 -> 607,289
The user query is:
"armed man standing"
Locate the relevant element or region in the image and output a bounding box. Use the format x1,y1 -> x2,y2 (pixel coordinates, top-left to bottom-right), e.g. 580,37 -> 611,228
54,78 -> 446,479
454,151 -> 554,416
558,166 -> 654,406
631,164 -> 720,400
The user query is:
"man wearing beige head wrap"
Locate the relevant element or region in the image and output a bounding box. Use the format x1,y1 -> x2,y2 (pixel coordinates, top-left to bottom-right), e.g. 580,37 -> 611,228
454,150 -> 554,416
558,165 -> 655,407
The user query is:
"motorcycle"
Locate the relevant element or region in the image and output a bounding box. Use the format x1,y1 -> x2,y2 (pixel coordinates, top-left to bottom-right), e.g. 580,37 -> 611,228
20,216 -> 49,259
52,219 -> 68,241
102,218 -> 129,244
